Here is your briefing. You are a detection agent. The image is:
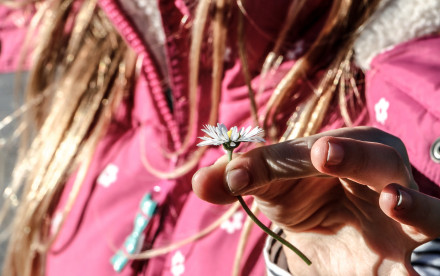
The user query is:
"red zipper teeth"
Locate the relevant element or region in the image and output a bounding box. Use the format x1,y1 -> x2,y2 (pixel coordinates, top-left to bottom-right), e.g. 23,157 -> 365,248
98,0 -> 182,151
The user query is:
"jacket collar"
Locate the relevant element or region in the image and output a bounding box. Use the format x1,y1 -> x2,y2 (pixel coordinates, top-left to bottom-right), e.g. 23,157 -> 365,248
354,0 -> 440,70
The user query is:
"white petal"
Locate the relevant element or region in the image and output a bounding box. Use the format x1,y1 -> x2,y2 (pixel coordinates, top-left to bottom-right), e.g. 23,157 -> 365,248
198,136 -> 217,142
238,126 -> 265,142
198,124 -> 231,147
239,127 -> 245,137
242,126 -> 252,137
199,135 -> 226,145
207,125 -> 221,139
216,127 -> 226,141
201,125 -> 218,139
197,140 -> 219,147
211,124 -> 221,139
218,123 -> 230,141
201,128 -> 216,139
230,126 -> 239,142
246,126 -> 260,137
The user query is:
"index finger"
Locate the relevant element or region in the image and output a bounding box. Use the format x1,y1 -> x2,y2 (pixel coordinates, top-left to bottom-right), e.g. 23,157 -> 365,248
226,127 -> 413,195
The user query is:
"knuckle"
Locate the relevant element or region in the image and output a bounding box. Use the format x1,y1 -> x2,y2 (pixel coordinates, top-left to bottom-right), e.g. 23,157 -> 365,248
249,143 -> 297,185
386,145 -> 406,181
361,126 -> 388,139
381,134 -> 410,166
244,148 -> 275,186
259,147 -> 278,183
360,126 -> 409,162
350,145 -> 371,176
389,136 -> 407,159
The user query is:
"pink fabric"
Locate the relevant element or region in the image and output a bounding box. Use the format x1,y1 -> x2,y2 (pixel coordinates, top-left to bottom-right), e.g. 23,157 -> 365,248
1,1 -> 439,275
0,6 -> 33,73
366,36 -> 440,197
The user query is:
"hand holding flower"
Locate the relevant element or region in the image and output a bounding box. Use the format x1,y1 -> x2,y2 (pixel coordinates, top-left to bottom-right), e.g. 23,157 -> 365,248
193,126 -> 440,275
196,123 -> 311,265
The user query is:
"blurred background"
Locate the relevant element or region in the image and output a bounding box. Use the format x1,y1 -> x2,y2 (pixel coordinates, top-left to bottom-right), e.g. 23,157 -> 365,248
0,72 -> 25,270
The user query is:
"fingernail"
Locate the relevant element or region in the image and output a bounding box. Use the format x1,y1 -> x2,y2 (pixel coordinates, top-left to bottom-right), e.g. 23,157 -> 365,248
394,187 -> 412,211
226,169 -> 249,194
326,141 -> 344,166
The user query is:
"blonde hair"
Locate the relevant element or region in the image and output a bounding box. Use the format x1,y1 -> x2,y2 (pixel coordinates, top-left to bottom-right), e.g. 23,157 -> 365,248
0,0 -> 380,275
2,0 -> 134,275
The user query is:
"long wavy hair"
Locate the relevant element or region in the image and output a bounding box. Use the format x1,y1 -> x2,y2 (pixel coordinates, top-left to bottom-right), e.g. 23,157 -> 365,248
0,0 -> 380,275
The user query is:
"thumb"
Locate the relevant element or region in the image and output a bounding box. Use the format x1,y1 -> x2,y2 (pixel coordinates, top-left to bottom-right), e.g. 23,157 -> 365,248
379,184 -> 440,240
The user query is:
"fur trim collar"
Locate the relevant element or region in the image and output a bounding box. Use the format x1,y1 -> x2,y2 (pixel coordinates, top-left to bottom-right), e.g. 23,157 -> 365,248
354,0 -> 440,70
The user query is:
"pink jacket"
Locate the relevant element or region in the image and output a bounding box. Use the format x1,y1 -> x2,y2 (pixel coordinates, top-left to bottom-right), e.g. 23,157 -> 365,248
1,1 -> 439,275
366,36 -> 440,198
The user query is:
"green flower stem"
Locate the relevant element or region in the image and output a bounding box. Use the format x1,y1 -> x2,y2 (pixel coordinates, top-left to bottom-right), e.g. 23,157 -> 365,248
227,149 -> 233,163
236,195 -> 311,265
226,149 -> 311,266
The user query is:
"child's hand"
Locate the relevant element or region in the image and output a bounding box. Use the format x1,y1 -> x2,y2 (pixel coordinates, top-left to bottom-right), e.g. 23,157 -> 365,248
192,126 -> 440,275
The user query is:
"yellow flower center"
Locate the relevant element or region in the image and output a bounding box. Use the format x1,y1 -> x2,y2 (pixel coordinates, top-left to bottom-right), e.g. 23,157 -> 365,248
227,129 -> 232,139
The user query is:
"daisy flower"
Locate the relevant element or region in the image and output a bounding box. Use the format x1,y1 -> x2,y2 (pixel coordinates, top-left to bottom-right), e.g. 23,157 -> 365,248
197,123 -> 265,150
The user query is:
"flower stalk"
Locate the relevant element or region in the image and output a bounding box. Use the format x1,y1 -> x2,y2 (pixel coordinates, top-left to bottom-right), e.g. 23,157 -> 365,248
226,150 -> 311,266
199,123 -> 311,265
